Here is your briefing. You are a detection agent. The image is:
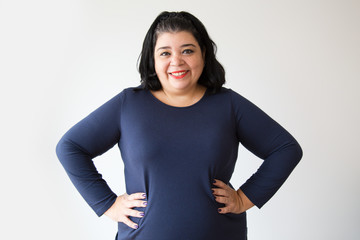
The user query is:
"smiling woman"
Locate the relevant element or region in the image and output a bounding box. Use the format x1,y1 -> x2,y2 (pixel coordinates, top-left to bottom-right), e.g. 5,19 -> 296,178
138,11 -> 225,93
152,31 -> 206,107
56,11 -> 302,240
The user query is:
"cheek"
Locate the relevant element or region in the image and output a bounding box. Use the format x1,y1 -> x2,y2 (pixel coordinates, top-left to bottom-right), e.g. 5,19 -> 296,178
154,59 -> 167,74
191,58 -> 205,73
154,63 -> 170,82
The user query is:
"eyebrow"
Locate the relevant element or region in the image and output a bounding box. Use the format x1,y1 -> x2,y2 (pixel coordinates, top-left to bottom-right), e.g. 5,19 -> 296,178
156,44 -> 197,52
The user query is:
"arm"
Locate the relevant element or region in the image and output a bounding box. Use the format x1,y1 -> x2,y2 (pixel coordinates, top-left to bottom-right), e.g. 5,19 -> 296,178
213,90 -> 302,213
230,89 -> 303,209
56,93 -> 123,216
56,90 -> 148,228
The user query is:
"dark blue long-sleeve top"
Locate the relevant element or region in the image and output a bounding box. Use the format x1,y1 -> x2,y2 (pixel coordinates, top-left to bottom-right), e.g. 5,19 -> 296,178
56,87 -> 302,240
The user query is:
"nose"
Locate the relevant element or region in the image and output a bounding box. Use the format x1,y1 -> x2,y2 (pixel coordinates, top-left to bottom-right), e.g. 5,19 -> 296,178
170,53 -> 184,66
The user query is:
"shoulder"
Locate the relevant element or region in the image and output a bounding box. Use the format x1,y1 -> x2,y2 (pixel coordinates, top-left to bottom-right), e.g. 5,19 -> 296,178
112,85 -> 151,109
210,87 -> 248,104
213,88 -> 263,118
121,85 -> 147,95
120,85 -> 148,100
211,87 -> 240,96
95,86 -> 144,110
112,85 -> 145,99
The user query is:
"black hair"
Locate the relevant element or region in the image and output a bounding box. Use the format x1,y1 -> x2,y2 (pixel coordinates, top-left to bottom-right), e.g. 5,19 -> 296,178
137,11 -> 225,93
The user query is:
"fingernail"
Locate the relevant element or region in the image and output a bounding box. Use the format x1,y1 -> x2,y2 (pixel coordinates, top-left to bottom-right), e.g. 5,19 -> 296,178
143,201 -> 147,206
134,224 -> 138,229
140,212 -> 145,217
218,209 -> 222,213
142,193 -> 146,198
213,179 -> 216,183
212,189 -> 215,193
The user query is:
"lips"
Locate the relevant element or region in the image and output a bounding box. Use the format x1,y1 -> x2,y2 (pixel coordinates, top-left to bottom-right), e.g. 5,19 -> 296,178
169,70 -> 189,79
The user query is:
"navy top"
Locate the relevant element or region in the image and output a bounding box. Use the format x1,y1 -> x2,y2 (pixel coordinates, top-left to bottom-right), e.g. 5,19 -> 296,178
56,87 -> 302,240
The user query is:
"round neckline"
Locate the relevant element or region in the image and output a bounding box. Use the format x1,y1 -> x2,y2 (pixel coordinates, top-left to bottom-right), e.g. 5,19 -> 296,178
147,88 -> 209,109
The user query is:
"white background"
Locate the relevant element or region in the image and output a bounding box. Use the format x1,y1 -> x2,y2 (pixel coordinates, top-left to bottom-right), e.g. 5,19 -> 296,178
1,0 -> 359,239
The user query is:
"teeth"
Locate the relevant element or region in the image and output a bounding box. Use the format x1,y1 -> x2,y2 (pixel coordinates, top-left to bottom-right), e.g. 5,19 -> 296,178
171,71 -> 187,76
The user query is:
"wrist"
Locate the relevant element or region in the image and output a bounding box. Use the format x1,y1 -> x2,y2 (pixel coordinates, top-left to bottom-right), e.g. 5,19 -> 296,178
236,188 -> 254,212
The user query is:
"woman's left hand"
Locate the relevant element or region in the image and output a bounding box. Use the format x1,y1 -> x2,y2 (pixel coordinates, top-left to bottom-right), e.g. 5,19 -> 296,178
212,179 -> 254,214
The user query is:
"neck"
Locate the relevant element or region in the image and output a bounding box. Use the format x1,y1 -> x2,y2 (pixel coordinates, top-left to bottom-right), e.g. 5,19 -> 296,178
152,85 -> 207,107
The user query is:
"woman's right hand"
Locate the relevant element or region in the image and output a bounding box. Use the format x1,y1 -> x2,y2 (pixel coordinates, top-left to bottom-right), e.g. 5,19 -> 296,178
104,192 -> 147,229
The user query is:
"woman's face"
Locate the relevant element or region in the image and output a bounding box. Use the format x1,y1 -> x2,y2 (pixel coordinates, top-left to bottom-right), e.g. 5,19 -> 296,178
154,31 -> 205,93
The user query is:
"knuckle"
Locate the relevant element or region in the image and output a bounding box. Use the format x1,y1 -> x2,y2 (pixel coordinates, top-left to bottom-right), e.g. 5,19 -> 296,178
120,209 -> 128,216
221,206 -> 229,213
125,219 -> 135,228
128,200 -> 140,208
217,197 -> 226,204
125,208 -> 135,216
118,215 -> 127,223
123,217 -> 132,224
130,209 -> 139,217
124,201 -> 132,208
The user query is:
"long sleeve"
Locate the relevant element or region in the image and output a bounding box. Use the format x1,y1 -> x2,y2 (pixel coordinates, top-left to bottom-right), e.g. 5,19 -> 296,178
56,91 -> 124,216
230,90 -> 303,208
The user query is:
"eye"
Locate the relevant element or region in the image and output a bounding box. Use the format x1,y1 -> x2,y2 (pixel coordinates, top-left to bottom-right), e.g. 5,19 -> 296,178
183,49 -> 194,54
160,52 -> 170,56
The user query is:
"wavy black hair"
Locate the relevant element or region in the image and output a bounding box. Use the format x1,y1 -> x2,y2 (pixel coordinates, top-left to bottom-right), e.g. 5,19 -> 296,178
138,11 -> 225,93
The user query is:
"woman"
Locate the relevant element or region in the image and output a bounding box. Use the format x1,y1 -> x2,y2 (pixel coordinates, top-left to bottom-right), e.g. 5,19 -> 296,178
56,11 -> 302,239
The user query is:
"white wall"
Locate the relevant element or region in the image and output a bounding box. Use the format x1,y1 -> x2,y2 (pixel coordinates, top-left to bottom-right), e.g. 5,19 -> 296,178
1,0 -> 359,239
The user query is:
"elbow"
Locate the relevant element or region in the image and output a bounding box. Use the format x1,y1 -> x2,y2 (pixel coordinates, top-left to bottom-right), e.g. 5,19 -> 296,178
292,140 -> 303,165
55,137 -> 67,165
298,144 -> 303,160
55,135 -> 92,169
56,135 -> 76,166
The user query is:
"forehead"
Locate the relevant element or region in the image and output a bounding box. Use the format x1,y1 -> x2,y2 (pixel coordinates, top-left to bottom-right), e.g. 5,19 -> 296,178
155,31 -> 199,48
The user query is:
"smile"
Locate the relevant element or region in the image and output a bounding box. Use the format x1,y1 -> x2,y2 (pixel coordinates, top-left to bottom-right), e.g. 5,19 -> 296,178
169,70 -> 189,79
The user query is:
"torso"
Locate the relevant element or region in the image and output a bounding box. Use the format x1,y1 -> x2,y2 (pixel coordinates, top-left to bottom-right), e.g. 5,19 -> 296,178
116,87 -> 247,240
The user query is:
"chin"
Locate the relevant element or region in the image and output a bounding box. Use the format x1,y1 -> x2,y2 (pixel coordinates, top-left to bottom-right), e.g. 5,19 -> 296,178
171,84 -> 193,91
170,80 -> 196,89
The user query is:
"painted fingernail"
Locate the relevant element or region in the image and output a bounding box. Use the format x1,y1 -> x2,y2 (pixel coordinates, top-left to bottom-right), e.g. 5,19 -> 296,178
134,224 -> 138,229
142,193 -> 146,198
143,201 -> 147,206
218,209 -> 222,213
213,179 -> 216,183
140,212 -> 145,217
212,189 -> 215,193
